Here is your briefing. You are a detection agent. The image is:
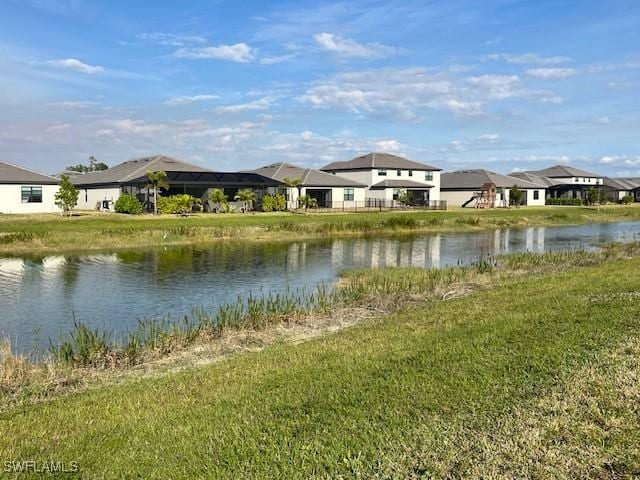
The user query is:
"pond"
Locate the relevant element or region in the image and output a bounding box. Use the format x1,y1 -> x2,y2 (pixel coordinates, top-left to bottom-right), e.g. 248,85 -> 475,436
2,220 -> 640,353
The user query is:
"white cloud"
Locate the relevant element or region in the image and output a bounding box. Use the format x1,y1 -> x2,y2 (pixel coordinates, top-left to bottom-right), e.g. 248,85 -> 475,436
164,95 -> 219,106
47,58 -> 104,74
525,67 -> 577,79
466,74 -> 520,100
599,155 -> 640,166
174,43 -> 256,63
477,133 -> 499,141
485,53 -> 571,65
597,116 -> 611,125
215,97 -> 276,114
45,123 -> 71,133
374,139 -> 402,152
137,32 -> 207,47
259,54 -> 296,65
444,99 -> 483,116
314,32 -> 398,59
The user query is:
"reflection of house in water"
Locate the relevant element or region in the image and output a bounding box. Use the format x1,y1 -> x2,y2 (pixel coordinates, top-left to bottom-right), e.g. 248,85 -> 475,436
286,242 -> 307,271
525,227 -> 546,253
330,235 -> 442,269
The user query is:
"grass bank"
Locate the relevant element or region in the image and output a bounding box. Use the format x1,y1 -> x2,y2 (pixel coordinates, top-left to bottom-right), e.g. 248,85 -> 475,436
2,244 -> 640,477
1,204 -> 639,255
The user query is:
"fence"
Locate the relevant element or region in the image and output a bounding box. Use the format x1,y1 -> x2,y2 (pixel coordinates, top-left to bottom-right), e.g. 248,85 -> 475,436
301,199 -> 447,213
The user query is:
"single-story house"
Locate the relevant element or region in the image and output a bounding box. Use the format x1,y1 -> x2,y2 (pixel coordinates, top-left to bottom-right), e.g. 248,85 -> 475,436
440,169 -> 546,207
0,161 -> 60,214
511,165 -> 603,200
321,152 -> 442,205
72,155 -> 280,211
251,162 -> 366,209
610,177 -> 640,202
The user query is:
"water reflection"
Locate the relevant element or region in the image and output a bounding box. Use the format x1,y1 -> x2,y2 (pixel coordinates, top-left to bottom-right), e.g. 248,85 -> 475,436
1,221 -> 640,353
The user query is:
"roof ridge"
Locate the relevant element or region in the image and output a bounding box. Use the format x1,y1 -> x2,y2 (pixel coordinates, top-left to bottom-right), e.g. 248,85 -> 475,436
273,162 -> 286,178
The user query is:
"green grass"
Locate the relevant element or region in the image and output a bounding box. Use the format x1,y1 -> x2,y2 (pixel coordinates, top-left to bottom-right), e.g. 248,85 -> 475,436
2,252 -> 639,478
0,204 -> 639,254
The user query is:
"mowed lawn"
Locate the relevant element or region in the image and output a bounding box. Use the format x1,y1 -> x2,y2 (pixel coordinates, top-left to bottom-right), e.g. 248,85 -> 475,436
2,258 -> 640,478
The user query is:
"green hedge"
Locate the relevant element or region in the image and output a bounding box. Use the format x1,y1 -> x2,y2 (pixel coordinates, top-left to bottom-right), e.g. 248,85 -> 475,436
114,194 -> 143,214
546,197 -> 583,206
157,194 -> 199,214
621,195 -> 634,205
261,193 -> 287,212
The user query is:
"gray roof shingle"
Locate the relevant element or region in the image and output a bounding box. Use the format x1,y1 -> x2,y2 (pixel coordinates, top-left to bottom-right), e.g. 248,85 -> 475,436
442,169 -> 545,190
72,155 -> 212,186
321,152 -> 441,172
0,161 -> 60,185
251,162 -> 366,187
524,164 -> 601,178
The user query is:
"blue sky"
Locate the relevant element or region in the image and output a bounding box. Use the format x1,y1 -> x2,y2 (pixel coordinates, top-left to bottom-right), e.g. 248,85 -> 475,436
1,0 -> 639,176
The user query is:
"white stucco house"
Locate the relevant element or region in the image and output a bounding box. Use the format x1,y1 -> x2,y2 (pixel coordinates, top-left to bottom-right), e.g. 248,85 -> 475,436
251,162 -> 366,208
440,169 -> 546,207
72,155 -> 280,211
0,161 -> 60,214
510,165 -> 604,201
320,153 -> 442,205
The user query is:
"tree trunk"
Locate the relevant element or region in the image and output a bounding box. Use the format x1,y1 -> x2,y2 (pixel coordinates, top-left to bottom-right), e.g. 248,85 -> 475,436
153,188 -> 157,215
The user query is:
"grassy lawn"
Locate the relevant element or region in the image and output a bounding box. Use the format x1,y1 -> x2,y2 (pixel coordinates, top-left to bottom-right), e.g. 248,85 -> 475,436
1,204 -> 639,255
2,254 -> 639,478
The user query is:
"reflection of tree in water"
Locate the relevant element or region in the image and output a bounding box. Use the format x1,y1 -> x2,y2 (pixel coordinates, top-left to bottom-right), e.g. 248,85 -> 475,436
61,256 -> 80,293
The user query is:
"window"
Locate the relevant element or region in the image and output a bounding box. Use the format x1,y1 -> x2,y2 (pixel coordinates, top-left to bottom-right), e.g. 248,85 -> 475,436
533,190 -> 539,200
425,171 -> 433,181
343,188 -> 354,201
393,188 -> 400,200
408,170 -> 413,177
378,168 -> 387,176
21,186 -> 42,203
396,169 -> 402,176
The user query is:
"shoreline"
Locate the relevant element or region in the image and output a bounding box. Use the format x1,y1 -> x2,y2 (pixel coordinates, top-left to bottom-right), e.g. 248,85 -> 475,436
1,205 -> 639,256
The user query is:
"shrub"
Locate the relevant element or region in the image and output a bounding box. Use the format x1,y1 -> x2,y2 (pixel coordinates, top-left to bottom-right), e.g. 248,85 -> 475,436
157,194 -> 197,214
261,193 -> 287,212
114,194 -> 144,214
546,198 -> 583,206
621,195 -> 634,205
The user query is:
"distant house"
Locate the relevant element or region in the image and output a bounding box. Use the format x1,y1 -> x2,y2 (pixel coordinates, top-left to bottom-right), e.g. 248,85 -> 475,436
0,161 -> 60,214
321,153 -> 442,205
615,177 -> 640,202
511,165 -> 603,201
440,169 -> 546,207
251,162 -> 366,208
72,154 -> 280,211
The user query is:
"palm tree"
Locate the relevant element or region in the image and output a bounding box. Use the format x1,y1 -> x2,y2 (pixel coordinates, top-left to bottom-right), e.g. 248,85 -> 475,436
145,170 -> 169,215
234,189 -> 256,213
209,188 -> 229,213
282,177 -> 302,210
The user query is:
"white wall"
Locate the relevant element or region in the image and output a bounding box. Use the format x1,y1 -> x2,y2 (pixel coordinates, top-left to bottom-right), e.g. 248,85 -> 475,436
440,190 -> 477,207
526,188 -> 546,206
0,184 -> 59,214
555,176 -> 603,186
76,187 -> 121,211
326,168 -> 441,200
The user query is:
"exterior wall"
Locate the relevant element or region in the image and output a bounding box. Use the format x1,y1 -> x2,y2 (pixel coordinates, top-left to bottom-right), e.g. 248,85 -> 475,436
440,190 -> 477,207
554,176 -> 603,186
442,188 -> 545,207
526,188 -> 546,206
0,184 -> 59,214
265,185 -> 366,209
76,187 -> 122,211
326,168 -> 441,200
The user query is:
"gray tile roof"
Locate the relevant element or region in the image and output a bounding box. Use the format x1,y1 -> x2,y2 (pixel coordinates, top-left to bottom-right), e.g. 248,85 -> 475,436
509,171 -> 565,187
442,169 -> 545,190
618,177 -> 640,189
251,162 -> 366,187
72,155 -> 212,186
0,161 -> 59,185
370,179 -> 434,189
524,164 -> 601,178
321,152 -> 441,172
